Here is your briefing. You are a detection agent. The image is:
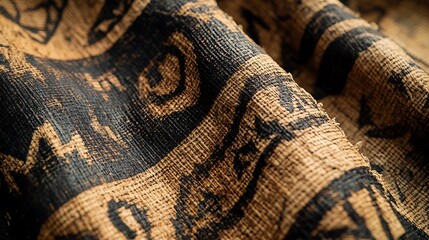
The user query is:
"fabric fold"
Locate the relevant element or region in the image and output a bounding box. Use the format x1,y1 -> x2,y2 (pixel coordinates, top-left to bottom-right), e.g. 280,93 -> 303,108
0,0 -> 427,239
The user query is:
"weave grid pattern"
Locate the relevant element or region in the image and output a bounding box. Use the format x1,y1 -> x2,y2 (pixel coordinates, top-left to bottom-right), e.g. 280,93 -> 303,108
0,0 -> 428,239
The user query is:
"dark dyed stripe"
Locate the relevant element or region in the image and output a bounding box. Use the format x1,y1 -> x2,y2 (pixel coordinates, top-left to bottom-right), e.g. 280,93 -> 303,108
241,8 -> 270,45
367,187 -> 395,240
317,27 -> 383,94
342,201 -> 374,239
0,3 -> 262,236
172,72 -> 329,238
285,167 -> 375,239
299,4 -> 358,61
284,167 -> 429,239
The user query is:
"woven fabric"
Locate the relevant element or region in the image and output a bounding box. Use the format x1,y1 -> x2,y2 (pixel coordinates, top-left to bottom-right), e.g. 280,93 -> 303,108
0,0 -> 427,239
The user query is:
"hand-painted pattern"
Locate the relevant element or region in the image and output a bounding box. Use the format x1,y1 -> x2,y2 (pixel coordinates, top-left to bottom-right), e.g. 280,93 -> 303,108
0,0 -> 67,43
0,0 -> 428,239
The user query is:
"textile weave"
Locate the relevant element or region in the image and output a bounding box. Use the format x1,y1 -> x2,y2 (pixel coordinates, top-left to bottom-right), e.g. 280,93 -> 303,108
0,0 -> 428,239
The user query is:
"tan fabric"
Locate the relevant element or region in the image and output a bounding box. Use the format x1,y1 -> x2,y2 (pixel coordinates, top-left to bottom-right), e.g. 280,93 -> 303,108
220,0 -> 429,236
0,0 -> 427,239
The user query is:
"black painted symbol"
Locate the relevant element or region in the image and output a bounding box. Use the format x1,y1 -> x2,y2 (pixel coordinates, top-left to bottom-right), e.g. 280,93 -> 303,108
0,0 -> 67,43
108,200 -> 152,239
88,0 -> 135,44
